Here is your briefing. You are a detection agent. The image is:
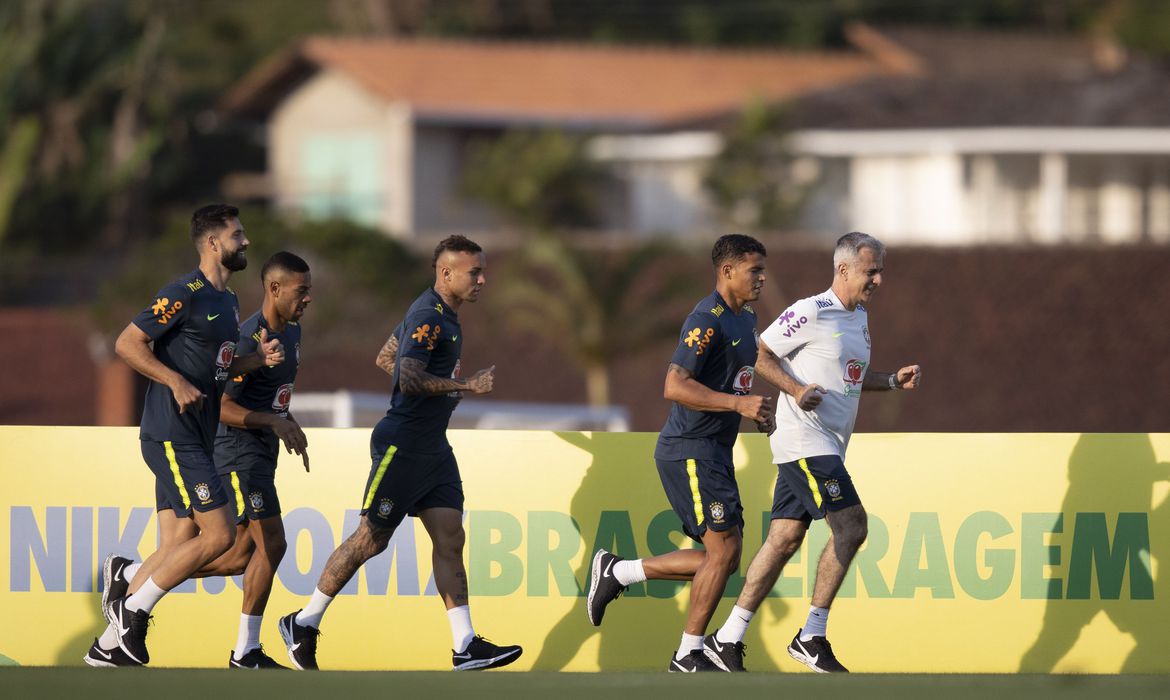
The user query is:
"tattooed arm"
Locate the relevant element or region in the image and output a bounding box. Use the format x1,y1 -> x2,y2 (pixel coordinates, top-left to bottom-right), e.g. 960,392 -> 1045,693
375,333 -> 399,377
399,357 -> 494,396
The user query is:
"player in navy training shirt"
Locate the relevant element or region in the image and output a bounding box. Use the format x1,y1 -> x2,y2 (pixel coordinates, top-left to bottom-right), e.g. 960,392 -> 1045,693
585,234 -> 774,673
277,236 -> 522,672
87,205 -> 283,668
101,252 -> 314,670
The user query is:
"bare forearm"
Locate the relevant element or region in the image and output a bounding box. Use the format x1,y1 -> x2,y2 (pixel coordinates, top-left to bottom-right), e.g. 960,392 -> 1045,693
228,352 -> 264,378
663,366 -> 738,413
400,358 -> 467,396
375,338 -> 397,377
115,328 -> 182,389
220,395 -> 278,430
755,349 -> 805,398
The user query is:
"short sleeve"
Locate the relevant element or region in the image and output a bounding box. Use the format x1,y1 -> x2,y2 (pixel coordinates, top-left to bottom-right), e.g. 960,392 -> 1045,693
759,298 -> 818,358
400,307 -> 445,364
131,282 -> 191,341
669,311 -> 722,375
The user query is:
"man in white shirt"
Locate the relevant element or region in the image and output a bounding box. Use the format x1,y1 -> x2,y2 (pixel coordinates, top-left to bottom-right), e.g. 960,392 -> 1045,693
704,232 -> 921,673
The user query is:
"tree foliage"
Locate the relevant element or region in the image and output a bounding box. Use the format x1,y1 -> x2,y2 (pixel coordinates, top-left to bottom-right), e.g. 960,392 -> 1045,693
462,128 -> 699,406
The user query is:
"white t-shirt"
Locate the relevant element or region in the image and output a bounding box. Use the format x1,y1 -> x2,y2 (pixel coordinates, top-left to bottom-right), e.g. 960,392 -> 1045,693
759,289 -> 871,464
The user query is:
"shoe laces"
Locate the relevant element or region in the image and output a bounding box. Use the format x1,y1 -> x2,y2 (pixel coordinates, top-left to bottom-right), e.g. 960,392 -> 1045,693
128,609 -> 153,639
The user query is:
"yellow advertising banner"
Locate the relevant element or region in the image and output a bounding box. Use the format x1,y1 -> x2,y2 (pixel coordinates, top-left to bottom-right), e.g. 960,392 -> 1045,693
1,427 -> 1166,672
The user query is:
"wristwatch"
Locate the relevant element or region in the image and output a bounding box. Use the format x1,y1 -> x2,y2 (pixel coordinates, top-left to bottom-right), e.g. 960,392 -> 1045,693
888,374 -> 898,390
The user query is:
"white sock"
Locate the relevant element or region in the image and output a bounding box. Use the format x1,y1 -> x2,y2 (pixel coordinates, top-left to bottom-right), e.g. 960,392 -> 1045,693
295,588 -> 334,629
613,559 -> 647,586
124,562 -> 141,583
801,605 -> 830,640
124,576 -> 167,614
447,605 -> 475,653
98,622 -> 119,650
233,614 -> 263,658
675,632 -> 704,661
717,605 -> 755,644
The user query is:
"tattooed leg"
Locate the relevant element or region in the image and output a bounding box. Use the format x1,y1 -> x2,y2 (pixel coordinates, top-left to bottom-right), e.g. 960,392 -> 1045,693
316,516 -> 394,597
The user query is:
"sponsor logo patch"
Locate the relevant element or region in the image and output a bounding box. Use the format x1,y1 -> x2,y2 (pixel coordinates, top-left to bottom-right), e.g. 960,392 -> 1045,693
844,359 -> 867,397
815,296 -> 833,310
684,326 -> 715,355
732,365 -> 754,395
215,341 -> 237,382
152,297 -> 183,325
412,323 -> 441,351
273,383 -> 293,414
778,310 -> 808,338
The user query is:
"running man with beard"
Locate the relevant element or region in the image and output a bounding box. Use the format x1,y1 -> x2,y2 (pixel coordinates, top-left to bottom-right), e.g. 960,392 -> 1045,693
86,205 -> 283,668
587,234 -> 774,672
100,251 -> 313,669
277,235 -> 522,671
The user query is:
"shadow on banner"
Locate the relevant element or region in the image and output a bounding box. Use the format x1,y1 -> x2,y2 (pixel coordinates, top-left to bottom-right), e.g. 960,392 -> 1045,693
1019,433 -> 1168,672
532,429 -> 789,671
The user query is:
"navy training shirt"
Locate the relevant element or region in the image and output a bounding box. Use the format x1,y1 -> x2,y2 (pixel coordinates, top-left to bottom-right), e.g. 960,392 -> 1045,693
133,268 -> 241,451
214,310 -> 302,460
373,288 -> 463,454
655,290 -> 759,464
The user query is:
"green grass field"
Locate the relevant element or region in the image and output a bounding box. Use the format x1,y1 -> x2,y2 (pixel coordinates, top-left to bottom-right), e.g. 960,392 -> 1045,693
3,668 -> 1168,700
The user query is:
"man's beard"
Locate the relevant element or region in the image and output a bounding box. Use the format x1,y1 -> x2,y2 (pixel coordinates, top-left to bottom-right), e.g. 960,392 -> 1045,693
221,247 -> 248,271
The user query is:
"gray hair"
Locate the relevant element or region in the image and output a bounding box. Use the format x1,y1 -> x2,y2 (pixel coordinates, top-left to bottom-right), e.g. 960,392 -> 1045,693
833,231 -> 885,269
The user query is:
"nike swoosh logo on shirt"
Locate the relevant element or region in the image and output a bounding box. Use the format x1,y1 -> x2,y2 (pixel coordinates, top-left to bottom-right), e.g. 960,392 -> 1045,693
832,332 -> 844,338
731,339 -> 742,346
207,314 -> 221,321
451,335 -> 458,341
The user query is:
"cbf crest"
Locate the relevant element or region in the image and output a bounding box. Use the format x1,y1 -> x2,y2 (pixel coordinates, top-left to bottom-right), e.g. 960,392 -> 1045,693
249,492 -> 265,512
709,501 -> 726,524
825,479 -> 843,502
378,499 -> 394,518
194,483 -> 212,504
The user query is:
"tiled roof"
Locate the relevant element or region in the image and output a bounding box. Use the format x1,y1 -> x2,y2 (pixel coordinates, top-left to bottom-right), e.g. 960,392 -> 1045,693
793,25 -> 1170,128
223,36 -> 893,127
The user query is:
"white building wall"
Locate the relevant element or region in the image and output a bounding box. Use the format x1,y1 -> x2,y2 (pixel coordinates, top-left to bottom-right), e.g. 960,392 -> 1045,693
269,70 -> 413,235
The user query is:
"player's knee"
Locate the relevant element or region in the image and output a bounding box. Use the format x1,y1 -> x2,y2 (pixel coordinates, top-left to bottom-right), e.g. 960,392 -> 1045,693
438,526 -> 465,557
204,527 -> 236,558
834,515 -> 867,552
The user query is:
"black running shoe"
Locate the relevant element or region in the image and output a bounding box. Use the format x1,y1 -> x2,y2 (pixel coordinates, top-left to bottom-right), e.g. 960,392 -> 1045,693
668,648 -> 719,672
101,554 -> 134,624
109,597 -> 151,665
586,549 -> 627,626
787,629 -> 849,673
278,611 -> 320,670
83,637 -> 141,668
452,635 -> 523,671
703,633 -> 746,672
230,646 -> 289,669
